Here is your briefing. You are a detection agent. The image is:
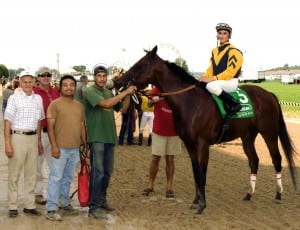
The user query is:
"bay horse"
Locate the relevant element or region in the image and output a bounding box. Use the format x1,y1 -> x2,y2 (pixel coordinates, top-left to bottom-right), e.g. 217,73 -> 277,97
113,46 -> 297,214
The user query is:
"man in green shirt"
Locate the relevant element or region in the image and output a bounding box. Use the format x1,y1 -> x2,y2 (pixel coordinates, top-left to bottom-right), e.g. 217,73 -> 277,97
83,65 -> 136,219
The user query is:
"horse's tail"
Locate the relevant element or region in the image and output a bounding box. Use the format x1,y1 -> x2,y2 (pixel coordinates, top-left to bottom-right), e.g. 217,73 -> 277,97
274,93 -> 298,189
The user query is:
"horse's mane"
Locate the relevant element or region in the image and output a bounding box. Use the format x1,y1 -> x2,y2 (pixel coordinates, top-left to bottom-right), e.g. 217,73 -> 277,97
165,61 -> 199,85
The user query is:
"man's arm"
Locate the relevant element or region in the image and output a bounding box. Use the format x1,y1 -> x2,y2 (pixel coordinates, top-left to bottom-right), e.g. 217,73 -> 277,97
37,120 -> 43,155
4,120 -> 13,158
97,86 -> 136,108
80,121 -> 88,158
47,118 -> 60,159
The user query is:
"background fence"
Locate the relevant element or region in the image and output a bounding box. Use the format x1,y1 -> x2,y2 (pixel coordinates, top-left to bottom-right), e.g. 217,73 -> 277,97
279,101 -> 300,118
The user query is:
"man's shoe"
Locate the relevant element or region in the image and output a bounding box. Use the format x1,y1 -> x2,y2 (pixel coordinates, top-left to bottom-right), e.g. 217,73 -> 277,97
166,189 -> 175,198
23,208 -> 41,216
8,210 -> 18,218
59,204 -> 78,215
142,188 -> 154,196
88,210 -> 108,219
35,195 -> 47,205
46,210 -> 62,221
100,203 -> 116,212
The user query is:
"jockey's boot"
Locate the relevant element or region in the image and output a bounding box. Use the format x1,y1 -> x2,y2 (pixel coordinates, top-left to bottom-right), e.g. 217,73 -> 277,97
147,134 -> 152,146
218,91 -> 242,117
138,134 -> 143,146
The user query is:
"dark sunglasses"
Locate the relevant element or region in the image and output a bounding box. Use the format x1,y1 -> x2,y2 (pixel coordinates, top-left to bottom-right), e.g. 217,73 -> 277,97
39,73 -> 52,78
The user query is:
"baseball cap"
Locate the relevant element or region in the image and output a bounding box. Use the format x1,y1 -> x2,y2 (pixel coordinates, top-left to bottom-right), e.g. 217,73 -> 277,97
19,70 -> 34,78
93,65 -> 108,76
37,66 -> 51,76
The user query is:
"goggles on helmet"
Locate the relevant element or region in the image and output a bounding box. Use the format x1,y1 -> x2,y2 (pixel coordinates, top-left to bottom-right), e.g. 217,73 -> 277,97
216,23 -> 232,33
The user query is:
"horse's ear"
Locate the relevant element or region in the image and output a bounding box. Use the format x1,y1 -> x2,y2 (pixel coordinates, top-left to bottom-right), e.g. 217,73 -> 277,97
151,46 -> 158,54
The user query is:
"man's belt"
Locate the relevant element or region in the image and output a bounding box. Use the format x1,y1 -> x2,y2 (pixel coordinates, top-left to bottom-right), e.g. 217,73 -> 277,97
42,127 -> 48,132
11,130 -> 37,135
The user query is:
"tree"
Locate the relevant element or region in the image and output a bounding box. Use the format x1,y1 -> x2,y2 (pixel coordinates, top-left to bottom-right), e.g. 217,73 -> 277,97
0,64 -> 9,78
8,69 -> 18,78
175,57 -> 189,72
72,65 -> 86,74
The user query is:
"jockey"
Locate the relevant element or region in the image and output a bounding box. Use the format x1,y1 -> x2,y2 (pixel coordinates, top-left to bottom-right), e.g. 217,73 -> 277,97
198,23 -> 243,117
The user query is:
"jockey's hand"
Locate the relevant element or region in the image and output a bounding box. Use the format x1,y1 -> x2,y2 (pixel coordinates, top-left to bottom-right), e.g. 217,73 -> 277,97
199,76 -> 216,83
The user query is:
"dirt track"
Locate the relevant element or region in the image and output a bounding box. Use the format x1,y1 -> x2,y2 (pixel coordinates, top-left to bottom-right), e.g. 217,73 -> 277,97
0,112 -> 299,230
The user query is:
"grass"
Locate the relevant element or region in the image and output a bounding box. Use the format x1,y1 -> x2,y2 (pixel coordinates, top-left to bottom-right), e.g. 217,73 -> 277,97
239,80 -> 300,118
240,80 -> 300,102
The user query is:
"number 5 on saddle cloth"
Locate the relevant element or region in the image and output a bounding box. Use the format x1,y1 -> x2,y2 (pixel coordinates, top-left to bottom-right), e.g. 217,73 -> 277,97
212,88 -> 254,119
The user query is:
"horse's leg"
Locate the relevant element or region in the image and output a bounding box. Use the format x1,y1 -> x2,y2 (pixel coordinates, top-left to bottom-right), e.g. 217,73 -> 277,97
241,133 -> 259,201
190,161 -> 200,209
262,134 -> 283,203
189,140 -> 210,214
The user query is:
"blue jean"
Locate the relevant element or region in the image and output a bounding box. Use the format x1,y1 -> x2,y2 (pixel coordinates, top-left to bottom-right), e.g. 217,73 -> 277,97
46,148 -> 79,211
89,142 -> 114,212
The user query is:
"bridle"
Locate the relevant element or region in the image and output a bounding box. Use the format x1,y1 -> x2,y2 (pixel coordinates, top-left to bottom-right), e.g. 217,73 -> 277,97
118,80 -> 140,104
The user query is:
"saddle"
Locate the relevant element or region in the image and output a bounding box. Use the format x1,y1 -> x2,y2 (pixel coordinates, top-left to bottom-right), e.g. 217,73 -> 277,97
213,88 -> 254,143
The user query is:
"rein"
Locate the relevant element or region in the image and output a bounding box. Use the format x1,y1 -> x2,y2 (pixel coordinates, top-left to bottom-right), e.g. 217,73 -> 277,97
158,84 -> 196,96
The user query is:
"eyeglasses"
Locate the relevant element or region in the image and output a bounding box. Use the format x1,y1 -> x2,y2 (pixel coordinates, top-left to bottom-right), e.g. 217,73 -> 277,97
39,74 -> 52,78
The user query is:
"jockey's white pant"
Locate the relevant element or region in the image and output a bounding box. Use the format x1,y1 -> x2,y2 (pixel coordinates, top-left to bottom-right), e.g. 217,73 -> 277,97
139,112 -> 154,134
206,78 -> 239,96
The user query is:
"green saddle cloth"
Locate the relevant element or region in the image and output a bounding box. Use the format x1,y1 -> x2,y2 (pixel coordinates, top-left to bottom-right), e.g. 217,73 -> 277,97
212,88 -> 254,119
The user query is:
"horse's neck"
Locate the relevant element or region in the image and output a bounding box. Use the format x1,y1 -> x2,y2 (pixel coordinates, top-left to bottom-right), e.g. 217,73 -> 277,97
157,73 -> 190,94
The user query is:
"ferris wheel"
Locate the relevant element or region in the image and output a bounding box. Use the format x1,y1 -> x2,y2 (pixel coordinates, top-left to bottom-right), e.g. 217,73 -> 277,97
156,44 -> 183,62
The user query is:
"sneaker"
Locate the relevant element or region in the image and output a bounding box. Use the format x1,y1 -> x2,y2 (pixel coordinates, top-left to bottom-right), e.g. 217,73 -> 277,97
46,211 -> 62,221
88,209 -> 108,220
166,189 -> 175,198
8,210 -> 18,218
142,188 -> 154,196
100,203 -> 116,212
35,195 -> 47,205
59,204 -> 78,215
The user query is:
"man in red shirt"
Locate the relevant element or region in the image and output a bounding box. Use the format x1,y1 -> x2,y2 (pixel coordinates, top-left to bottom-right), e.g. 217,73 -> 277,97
142,86 -> 181,198
33,66 -> 60,204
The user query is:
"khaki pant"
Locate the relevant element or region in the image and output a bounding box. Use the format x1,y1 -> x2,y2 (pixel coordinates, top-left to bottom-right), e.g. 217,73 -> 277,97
8,134 -> 38,210
35,131 -> 51,195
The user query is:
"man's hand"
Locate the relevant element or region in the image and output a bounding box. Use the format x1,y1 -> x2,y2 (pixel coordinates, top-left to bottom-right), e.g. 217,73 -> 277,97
5,142 -> 14,158
51,146 -> 60,159
125,86 -> 137,95
38,142 -> 44,156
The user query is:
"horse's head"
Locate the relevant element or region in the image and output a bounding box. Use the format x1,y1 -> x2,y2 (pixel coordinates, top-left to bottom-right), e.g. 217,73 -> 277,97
113,46 -> 159,91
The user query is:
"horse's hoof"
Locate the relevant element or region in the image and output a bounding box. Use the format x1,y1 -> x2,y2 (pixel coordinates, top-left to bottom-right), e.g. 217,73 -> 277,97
243,193 -> 252,201
274,192 -> 282,204
195,205 -> 206,215
190,203 -> 198,210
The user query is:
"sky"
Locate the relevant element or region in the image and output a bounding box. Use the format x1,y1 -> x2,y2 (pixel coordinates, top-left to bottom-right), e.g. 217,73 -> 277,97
1,0 -> 300,74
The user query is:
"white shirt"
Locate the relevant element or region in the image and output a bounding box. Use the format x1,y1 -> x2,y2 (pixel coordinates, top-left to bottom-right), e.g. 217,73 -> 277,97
4,91 -> 45,131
